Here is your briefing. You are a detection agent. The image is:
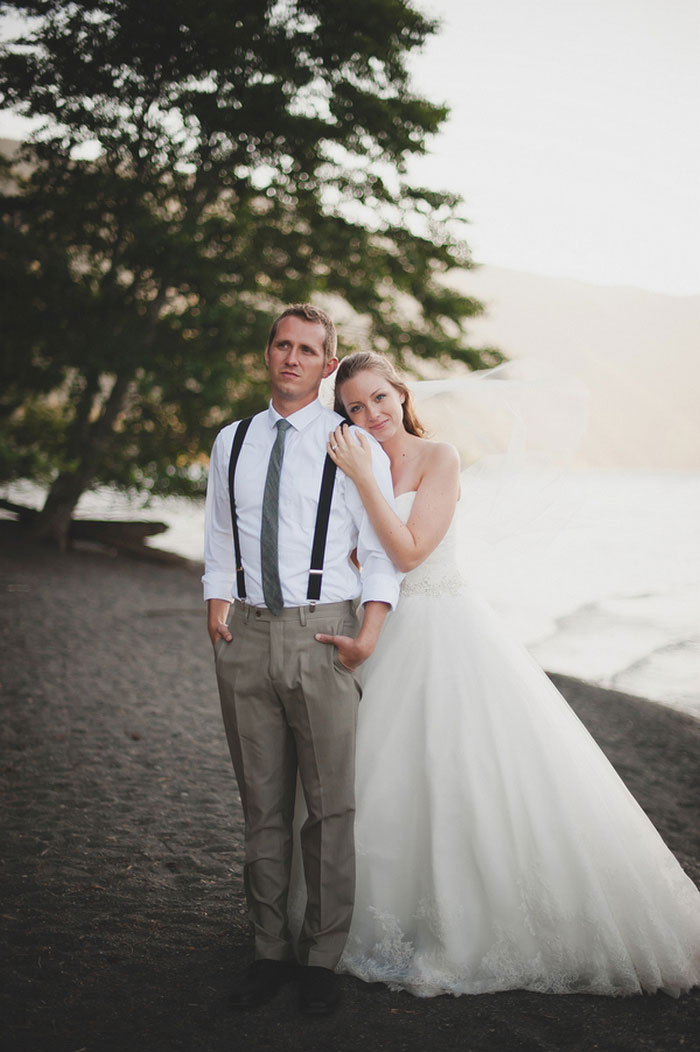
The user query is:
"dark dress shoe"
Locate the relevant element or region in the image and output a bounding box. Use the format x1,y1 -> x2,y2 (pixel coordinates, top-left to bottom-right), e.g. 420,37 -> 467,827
229,959 -> 296,1009
298,966 -> 341,1015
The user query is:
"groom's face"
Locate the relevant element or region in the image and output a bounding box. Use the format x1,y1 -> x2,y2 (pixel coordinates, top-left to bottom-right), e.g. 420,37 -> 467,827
265,315 -> 338,411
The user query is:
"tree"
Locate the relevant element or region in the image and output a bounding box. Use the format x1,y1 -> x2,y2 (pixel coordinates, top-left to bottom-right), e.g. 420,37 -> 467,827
0,0 -> 501,546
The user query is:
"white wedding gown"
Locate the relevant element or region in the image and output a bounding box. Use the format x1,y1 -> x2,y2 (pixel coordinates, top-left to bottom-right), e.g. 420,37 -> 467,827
334,491 -> 700,997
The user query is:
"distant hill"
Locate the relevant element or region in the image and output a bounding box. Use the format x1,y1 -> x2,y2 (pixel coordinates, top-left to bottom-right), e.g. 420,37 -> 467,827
450,266 -> 700,470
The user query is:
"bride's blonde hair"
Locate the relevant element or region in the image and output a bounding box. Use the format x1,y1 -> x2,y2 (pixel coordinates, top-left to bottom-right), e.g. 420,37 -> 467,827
333,352 -> 426,438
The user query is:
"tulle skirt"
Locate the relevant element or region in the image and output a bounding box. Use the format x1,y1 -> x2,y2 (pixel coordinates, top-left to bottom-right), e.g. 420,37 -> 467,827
335,585 -> 700,997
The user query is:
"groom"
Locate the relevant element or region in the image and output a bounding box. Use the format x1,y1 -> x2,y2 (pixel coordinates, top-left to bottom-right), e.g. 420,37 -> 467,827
203,304 -> 401,1015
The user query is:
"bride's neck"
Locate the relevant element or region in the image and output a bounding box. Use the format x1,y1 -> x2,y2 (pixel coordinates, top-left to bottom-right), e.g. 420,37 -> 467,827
383,429 -> 420,473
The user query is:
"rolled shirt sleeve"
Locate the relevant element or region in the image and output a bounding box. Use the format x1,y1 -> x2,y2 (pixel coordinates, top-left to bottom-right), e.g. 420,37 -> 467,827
346,429 -> 403,610
202,425 -> 238,602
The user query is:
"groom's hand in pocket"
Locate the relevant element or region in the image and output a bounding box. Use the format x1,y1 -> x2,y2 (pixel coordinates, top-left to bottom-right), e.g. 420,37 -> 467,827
314,633 -> 368,671
316,600 -> 390,670
207,598 -> 233,651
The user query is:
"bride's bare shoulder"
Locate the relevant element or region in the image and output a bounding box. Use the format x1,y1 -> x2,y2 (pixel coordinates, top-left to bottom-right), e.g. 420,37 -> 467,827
421,440 -> 460,473
411,442 -> 460,500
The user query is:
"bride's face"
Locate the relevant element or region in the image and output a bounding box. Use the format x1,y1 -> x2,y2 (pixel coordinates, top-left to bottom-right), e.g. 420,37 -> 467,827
338,369 -> 405,443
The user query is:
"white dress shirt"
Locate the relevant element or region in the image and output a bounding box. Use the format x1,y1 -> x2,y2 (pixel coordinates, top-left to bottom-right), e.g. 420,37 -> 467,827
203,399 -> 402,609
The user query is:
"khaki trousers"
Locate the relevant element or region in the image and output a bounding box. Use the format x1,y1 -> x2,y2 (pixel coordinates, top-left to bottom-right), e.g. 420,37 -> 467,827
215,599 -> 362,968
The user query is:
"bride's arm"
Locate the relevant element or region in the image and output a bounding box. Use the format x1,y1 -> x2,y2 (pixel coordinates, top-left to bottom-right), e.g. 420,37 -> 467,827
328,427 -> 460,572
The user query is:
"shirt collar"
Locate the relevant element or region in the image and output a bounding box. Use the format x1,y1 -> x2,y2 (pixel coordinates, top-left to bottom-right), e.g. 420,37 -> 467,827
266,398 -> 324,432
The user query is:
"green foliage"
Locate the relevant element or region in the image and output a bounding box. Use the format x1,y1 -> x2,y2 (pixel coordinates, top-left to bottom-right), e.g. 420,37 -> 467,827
0,0 -> 502,526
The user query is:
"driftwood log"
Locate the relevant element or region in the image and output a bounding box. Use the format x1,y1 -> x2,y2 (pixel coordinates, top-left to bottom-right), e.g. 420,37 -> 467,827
0,498 -> 190,565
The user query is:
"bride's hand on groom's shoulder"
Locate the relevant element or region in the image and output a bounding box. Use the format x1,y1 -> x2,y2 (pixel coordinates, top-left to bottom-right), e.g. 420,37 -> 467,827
327,425 -> 372,484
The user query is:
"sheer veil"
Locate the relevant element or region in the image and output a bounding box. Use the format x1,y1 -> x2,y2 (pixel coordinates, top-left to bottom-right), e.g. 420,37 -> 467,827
409,359 -> 589,469
409,360 -> 591,637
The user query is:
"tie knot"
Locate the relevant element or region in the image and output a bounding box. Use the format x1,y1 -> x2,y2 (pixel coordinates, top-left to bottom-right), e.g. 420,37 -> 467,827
276,418 -> 292,435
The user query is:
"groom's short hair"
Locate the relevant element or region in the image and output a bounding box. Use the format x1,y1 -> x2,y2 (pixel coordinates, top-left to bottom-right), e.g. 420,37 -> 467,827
267,304 -> 337,362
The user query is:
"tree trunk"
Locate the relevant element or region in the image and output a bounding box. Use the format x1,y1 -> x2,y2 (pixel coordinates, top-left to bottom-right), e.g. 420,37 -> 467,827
32,374 -> 133,549
30,468 -> 94,549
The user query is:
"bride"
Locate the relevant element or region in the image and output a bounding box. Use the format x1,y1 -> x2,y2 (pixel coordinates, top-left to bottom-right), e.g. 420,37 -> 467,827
314,351 -> 700,998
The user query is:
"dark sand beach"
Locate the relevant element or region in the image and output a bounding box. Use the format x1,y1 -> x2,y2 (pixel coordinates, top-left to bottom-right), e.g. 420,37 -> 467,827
2,522 -> 699,1052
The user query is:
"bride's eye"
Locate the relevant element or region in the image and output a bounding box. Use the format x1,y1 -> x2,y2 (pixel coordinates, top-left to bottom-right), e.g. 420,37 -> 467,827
375,393 -> 386,402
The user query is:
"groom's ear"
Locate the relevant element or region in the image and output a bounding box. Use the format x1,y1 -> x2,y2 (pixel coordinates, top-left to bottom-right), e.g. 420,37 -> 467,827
323,356 -> 338,379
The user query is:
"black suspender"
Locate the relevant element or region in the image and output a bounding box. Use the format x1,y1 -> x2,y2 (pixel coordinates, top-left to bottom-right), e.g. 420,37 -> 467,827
227,416 -> 254,600
307,454 -> 338,602
227,420 -> 338,605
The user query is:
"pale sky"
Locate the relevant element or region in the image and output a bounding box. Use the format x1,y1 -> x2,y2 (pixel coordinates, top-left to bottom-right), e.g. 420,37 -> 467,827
1,0 -> 699,295
407,0 -> 700,295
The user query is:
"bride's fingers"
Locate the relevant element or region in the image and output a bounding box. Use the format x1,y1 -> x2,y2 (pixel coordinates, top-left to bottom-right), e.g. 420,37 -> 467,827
333,424 -> 350,449
328,426 -> 352,461
345,430 -> 371,462
339,426 -> 366,455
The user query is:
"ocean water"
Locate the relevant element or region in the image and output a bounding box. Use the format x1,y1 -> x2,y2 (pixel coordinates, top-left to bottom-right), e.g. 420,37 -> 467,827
468,471 -> 700,719
5,472 -> 699,719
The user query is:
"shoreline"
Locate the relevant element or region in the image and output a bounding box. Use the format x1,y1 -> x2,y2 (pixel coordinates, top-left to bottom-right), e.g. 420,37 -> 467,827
2,526 -> 699,1050
68,525 -> 700,724
4,471 -> 700,719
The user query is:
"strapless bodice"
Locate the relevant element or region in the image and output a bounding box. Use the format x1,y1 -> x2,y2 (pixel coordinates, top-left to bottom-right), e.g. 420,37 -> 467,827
394,491 -> 465,598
